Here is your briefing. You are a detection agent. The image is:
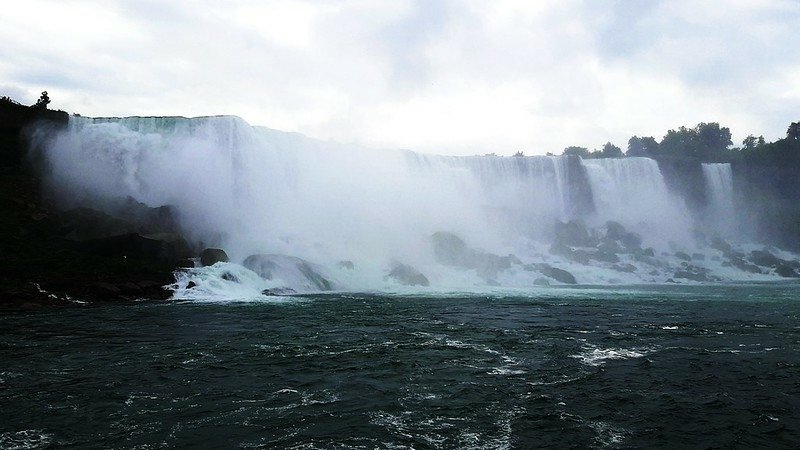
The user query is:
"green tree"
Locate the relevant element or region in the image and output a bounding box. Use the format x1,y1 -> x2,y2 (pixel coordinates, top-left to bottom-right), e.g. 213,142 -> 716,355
742,135 -> 766,150
695,122 -> 732,160
788,122 -> 800,140
627,136 -> 658,156
562,146 -> 591,158
600,142 -> 623,158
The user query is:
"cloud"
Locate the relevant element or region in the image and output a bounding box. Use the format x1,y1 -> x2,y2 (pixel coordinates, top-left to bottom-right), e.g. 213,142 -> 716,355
1,0 -> 798,154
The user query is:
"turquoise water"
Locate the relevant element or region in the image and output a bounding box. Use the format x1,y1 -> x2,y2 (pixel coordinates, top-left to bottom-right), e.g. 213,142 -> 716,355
2,283 -> 799,448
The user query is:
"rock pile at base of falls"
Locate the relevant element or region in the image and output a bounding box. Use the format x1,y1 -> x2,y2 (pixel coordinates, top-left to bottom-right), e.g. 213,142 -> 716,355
550,220 -> 651,268
432,231 -> 577,285
242,254 -> 334,291
431,231 -> 522,281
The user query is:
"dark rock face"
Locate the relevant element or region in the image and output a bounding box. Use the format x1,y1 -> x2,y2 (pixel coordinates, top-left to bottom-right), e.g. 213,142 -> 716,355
243,254 -> 333,291
655,155 -> 706,213
775,264 -> 799,278
200,248 -> 229,266
674,252 -> 692,261
431,231 -> 518,279
81,233 -> 191,262
533,277 -> 551,286
385,264 -> 430,286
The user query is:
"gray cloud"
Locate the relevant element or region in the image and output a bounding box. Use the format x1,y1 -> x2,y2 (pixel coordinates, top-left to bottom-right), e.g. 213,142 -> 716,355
1,0 -> 798,154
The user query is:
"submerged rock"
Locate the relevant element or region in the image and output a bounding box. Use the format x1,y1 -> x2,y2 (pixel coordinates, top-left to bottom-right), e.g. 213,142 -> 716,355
385,264 -> 429,286
243,254 -> 333,291
200,248 -> 229,266
261,287 -> 297,296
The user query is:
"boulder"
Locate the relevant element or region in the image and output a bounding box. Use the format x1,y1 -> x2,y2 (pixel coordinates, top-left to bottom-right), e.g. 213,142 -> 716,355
775,264 -> 799,278
261,287 -> 297,296
385,264 -> 430,286
525,263 -> 577,284
554,220 -> 596,247
674,251 -> 692,261
337,260 -> 355,270
749,250 -> 782,268
243,254 -> 333,291
533,277 -> 550,286
200,248 -> 229,266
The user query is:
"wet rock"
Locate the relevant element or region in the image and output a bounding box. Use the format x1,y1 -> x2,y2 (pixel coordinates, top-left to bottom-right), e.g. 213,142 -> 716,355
243,254 -> 333,291
674,251 -> 692,261
533,277 -> 550,286
642,248 -> 655,257
692,253 -> 705,261
176,258 -> 195,269
592,249 -> 620,263
775,264 -> 799,278
598,238 -> 623,254
385,264 -> 430,286
611,263 -> 637,273
432,231 -> 518,278
749,250 -> 782,268
261,287 -> 297,296
554,220 -> 596,247
710,236 -> 733,253
605,221 -> 642,250
673,264 -> 719,282
200,248 -> 229,266
337,260 -> 355,270
526,263 -> 577,284
221,272 -> 239,283
728,257 -> 763,274
81,233 -> 191,262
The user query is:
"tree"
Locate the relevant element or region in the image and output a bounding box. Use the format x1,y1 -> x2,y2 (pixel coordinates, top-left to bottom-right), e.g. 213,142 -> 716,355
627,136 -> 658,156
562,146 -> 591,158
695,122 -> 732,159
659,126 -> 697,157
601,142 -> 623,158
742,135 -> 766,150
788,122 -> 800,140
33,91 -> 50,109
512,151 -> 524,157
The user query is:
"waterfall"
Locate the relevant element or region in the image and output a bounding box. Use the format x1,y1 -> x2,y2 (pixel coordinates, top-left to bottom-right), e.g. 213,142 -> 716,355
702,163 -> 735,234
581,157 -> 693,245
34,114 -> 781,290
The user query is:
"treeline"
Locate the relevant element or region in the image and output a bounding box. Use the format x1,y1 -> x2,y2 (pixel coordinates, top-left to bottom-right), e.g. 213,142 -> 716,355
556,121 -> 800,165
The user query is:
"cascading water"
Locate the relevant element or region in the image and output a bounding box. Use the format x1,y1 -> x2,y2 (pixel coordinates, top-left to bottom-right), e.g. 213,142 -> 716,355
702,163 -> 735,234
33,115 -> 794,294
580,157 -> 693,246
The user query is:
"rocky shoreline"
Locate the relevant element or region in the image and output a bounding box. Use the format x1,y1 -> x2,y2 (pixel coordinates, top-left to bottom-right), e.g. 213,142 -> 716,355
0,99 -> 190,309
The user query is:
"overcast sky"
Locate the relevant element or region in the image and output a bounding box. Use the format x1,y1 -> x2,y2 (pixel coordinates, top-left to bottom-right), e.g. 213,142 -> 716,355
2,0 -> 799,155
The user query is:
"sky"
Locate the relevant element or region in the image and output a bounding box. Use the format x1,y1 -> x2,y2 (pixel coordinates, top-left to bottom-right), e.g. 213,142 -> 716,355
1,0 -> 799,155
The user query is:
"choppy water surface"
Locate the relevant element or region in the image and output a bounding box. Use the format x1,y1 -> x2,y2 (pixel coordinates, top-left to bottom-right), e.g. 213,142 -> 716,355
2,283 -> 799,448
